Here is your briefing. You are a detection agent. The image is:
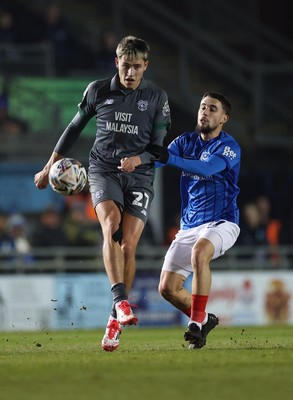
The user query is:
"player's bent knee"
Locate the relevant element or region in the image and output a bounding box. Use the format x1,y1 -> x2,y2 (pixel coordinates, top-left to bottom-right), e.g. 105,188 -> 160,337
158,282 -> 174,300
112,224 -> 123,244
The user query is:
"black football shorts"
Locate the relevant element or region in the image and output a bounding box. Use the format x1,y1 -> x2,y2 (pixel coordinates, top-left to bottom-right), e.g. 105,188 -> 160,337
88,170 -> 154,223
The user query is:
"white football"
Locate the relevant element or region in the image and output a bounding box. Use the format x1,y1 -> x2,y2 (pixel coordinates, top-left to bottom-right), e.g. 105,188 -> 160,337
49,158 -> 87,196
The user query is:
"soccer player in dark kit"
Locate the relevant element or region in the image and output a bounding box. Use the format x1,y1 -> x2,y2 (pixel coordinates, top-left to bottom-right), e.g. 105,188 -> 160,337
34,35 -> 171,351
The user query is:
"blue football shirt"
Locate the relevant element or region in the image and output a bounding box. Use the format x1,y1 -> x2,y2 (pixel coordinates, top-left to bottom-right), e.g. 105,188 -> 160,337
166,130 -> 241,229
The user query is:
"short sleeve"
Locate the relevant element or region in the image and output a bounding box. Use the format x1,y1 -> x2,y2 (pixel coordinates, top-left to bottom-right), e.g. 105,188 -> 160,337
78,81 -> 97,118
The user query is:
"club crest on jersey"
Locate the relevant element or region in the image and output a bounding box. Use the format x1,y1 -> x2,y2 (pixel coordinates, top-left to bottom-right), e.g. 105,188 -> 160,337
137,100 -> 149,111
162,101 -> 170,116
201,150 -> 210,161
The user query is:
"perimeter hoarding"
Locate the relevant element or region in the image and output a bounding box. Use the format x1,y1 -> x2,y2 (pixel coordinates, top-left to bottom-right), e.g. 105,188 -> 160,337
0,271 -> 292,331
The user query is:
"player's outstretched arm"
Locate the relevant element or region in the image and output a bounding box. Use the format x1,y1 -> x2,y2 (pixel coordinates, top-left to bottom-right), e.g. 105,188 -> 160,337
149,144 -> 227,177
167,153 -> 227,177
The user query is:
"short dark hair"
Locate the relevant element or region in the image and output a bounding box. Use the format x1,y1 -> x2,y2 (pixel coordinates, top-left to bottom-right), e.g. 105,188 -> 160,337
202,92 -> 232,116
116,35 -> 150,61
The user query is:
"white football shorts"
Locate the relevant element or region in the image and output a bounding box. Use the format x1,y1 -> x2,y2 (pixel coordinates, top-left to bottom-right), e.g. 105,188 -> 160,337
162,220 -> 240,278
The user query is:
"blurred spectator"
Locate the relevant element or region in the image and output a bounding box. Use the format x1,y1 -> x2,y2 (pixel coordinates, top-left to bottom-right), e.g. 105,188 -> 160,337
238,202 -> 267,246
139,220 -> 156,246
30,207 -> 69,247
0,210 -> 10,252
0,212 -> 32,267
0,9 -> 17,44
0,79 -> 28,138
63,202 -> 101,247
255,195 -> 282,246
238,197 -> 283,265
165,212 -> 180,246
0,2 -> 42,45
7,213 -> 32,255
95,30 -> 118,75
0,95 -> 28,138
237,202 -> 268,262
64,190 -> 97,222
255,195 -> 282,263
39,3 -> 74,75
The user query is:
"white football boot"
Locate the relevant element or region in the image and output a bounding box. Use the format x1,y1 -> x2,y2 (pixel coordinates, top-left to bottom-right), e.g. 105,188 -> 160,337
115,300 -> 138,326
101,315 -> 122,352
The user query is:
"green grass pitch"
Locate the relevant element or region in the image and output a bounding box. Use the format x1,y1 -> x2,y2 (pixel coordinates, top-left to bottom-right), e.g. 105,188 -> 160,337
1,325 -> 293,400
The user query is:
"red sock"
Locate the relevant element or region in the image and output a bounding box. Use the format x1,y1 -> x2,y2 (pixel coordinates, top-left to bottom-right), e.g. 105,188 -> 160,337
181,306 -> 191,317
190,294 -> 208,323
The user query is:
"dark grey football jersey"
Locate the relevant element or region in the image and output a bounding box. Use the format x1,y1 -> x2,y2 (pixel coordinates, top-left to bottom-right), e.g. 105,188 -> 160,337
79,75 -> 171,178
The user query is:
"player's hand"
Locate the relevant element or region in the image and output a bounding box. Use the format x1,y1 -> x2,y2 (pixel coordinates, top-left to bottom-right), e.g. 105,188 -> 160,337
118,156 -> 141,172
34,169 -> 49,190
148,144 -> 169,164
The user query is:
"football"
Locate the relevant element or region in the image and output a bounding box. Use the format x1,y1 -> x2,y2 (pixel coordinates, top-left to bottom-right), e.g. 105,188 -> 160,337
49,158 -> 87,196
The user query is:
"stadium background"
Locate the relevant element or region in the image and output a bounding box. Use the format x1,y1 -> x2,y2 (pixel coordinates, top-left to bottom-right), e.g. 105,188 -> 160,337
0,0 -> 293,330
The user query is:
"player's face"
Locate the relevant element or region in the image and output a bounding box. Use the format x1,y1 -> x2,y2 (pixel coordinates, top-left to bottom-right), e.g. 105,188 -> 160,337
115,55 -> 148,90
196,96 -> 229,135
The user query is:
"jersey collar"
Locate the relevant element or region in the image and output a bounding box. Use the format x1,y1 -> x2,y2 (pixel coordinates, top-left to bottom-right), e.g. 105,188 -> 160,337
110,74 -> 148,92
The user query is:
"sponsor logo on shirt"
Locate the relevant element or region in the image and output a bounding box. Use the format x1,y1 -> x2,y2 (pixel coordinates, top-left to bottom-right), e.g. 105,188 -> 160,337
162,101 -> 170,117
106,111 -> 139,135
222,146 -> 237,160
182,171 -> 213,180
104,99 -> 114,105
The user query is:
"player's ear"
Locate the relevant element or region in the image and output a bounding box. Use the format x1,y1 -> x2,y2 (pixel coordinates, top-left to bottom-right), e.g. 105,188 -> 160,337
143,60 -> 149,71
221,114 -> 229,124
115,57 -> 119,69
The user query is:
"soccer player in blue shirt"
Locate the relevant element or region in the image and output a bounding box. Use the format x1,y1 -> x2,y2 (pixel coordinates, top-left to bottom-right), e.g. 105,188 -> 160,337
155,92 -> 241,348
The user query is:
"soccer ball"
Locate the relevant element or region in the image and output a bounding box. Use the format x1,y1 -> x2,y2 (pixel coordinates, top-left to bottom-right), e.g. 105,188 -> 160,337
49,158 -> 87,196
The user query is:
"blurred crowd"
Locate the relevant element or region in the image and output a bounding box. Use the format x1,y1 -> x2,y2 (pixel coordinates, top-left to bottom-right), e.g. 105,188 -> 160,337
0,189 -> 157,266
2,195 -> 280,246
0,1 -> 119,142
0,1 -> 118,76
0,191 -> 101,257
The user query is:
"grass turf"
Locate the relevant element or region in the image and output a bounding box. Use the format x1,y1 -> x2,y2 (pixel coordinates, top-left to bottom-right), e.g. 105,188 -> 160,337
0,325 -> 293,400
